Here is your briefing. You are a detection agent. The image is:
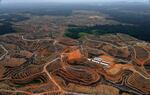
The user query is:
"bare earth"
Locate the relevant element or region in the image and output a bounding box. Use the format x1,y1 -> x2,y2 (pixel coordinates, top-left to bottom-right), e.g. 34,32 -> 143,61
0,10 -> 150,95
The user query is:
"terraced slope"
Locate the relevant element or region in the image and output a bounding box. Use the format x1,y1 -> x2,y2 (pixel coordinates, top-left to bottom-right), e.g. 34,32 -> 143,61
0,33 -> 150,95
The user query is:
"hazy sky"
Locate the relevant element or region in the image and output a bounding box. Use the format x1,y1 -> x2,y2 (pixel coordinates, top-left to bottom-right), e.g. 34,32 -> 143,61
1,0 -> 148,3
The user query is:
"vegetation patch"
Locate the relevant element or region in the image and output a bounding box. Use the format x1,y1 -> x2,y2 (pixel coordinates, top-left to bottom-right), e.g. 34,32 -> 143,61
65,24 -> 149,41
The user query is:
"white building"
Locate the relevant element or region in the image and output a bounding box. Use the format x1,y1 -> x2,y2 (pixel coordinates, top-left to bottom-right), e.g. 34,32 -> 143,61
87,57 -> 110,68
